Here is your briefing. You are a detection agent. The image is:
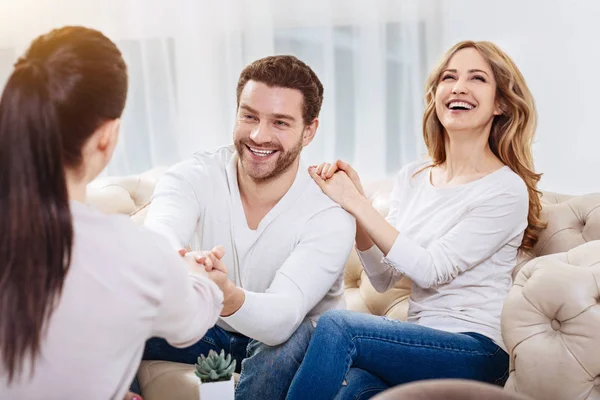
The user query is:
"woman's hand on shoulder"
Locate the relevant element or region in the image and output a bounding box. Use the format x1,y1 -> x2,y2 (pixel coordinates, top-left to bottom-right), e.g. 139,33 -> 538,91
311,160 -> 365,196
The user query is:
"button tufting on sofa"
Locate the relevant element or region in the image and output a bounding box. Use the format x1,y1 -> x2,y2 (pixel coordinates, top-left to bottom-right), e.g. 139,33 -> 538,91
502,240 -> 600,400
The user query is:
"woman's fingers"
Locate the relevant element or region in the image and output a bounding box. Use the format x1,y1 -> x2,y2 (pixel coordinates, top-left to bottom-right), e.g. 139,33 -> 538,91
336,160 -> 365,195
308,166 -> 327,190
324,162 -> 338,179
316,162 -> 329,177
336,159 -> 353,173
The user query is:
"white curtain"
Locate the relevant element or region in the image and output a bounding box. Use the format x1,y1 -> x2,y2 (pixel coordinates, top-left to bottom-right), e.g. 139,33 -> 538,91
0,0 -> 442,181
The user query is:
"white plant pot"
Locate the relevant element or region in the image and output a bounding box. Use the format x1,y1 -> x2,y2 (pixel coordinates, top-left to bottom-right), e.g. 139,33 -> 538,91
199,378 -> 235,400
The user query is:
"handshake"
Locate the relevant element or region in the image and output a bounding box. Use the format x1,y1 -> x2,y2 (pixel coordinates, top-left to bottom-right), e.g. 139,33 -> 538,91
180,246 -> 246,317
179,245 -> 231,291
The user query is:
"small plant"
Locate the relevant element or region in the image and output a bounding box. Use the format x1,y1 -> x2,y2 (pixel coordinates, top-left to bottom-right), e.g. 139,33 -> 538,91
195,349 -> 236,383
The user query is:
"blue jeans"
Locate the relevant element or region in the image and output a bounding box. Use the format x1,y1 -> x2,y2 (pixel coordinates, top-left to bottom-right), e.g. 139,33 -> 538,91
141,321 -> 314,400
286,310 -> 509,400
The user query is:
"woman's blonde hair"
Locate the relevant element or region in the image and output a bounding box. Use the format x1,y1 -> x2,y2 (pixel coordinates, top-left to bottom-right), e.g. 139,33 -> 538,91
422,40 -> 545,252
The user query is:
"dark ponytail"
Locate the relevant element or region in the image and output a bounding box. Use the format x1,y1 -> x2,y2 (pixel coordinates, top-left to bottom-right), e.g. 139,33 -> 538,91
0,27 -> 127,383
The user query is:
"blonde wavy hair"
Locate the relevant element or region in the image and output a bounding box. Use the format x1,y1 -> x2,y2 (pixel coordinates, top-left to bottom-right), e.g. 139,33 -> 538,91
422,40 -> 545,252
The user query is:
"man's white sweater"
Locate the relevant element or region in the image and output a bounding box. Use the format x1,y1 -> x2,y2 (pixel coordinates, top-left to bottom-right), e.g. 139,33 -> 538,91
145,146 -> 356,345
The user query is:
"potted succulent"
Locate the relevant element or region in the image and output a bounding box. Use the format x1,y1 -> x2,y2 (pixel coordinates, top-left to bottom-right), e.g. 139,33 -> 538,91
195,349 -> 236,400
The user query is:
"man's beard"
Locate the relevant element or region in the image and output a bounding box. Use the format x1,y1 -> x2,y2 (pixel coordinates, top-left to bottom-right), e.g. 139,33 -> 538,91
235,135 -> 303,182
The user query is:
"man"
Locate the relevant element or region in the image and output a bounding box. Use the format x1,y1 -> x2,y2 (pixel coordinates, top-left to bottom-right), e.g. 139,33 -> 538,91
142,55 -> 356,399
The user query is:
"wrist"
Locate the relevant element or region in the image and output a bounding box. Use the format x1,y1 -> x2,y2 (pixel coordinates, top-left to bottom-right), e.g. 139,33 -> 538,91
221,283 -> 244,317
219,279 -> 237,302
346,194 -> 370,215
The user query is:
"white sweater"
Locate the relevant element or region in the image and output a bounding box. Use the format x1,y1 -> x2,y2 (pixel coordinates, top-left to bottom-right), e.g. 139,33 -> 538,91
144,146 -> 356,346
0,202 -> 223,400
358,160 -> 528,350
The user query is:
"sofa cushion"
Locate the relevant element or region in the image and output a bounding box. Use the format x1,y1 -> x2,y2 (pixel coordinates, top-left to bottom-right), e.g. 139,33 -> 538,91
535,191 -> 600,256
502,240 -> 600,400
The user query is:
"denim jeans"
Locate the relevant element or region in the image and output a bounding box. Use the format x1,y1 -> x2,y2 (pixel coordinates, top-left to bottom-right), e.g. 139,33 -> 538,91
140,320 -> 314,400
286,310 -> 509,400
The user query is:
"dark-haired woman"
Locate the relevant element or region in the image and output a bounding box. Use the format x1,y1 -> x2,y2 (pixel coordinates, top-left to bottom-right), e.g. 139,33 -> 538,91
0,26 -> 223,399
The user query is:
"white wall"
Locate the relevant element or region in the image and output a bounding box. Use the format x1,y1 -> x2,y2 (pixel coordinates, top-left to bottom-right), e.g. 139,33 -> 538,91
439,0 -> 599,194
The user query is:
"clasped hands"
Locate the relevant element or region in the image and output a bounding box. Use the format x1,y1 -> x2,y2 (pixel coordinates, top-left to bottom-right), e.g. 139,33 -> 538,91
179,245 -> 233,294
308,159 -> 366,212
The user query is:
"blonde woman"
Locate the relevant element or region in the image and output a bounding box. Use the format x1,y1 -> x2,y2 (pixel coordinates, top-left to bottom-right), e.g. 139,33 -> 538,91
286,41 -> 545,400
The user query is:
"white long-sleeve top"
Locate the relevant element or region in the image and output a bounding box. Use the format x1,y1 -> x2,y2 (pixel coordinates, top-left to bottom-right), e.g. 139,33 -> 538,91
358,160 -> 528,350
0,201 -> 223,400
144,146 -> 356,346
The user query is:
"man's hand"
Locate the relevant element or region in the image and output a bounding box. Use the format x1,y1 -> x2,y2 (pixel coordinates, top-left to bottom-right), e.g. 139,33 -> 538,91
179,246 -> 225,274
184,246 -> 230,288
197,251 -> 242,316
187,246 -> 226,270
179,246 -> 244,316
180,251 -> 208,277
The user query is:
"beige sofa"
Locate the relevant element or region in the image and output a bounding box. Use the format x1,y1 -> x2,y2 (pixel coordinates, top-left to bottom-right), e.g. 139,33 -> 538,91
86,168 -> 600,400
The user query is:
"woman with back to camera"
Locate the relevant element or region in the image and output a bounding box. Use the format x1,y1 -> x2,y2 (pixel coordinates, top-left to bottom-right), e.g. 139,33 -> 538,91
286,41 -> 545,399
0,26 -> 224,399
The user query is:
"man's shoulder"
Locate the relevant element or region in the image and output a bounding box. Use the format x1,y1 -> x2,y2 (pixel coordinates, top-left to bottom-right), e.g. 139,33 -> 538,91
165,145 -> 233,182
288,177 -> 356,243
301,173 -> 340,207
190,145 -> 235,165
297,174 -> 355,222
183,145 -> 234,170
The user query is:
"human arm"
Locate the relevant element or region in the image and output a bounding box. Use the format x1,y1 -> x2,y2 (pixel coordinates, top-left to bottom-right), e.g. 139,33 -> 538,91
309,163 -> 403,291
216,207 -> 355,346
151,240 -> 224,347
144,162 -> 203,250
311,168 -> 529,290
184,247 -> 246,317
313,160 -> 378,252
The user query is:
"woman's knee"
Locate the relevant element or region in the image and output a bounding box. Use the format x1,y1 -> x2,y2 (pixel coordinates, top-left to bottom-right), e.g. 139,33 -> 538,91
317,309 -> 355,332
312,310 -> 368,351
318,309 -> 379,336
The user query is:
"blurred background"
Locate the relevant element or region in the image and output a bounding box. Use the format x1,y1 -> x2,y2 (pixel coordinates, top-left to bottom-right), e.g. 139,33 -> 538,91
0,0 -> 597,194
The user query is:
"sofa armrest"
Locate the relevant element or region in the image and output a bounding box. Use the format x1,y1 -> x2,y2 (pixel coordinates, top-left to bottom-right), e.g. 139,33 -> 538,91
343,249 -> 412,319
85,167 -> 167,217
501,241 -> 600,400
86,184 -> 136,215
